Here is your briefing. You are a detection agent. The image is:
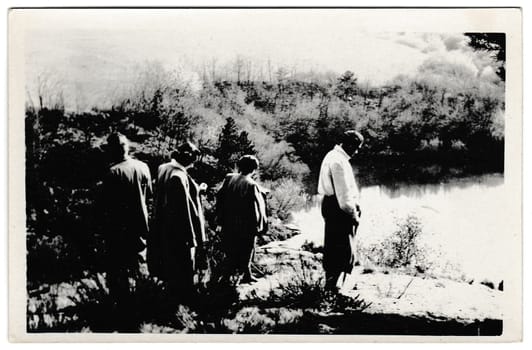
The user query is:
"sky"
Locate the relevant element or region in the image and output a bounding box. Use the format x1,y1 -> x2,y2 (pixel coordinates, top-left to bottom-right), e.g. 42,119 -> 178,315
21,9 -> 499,110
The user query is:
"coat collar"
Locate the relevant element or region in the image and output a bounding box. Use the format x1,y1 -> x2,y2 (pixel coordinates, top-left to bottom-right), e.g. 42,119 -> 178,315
109,155 -> 131,168
170,159 -> 188,172
334,144 -> 351,160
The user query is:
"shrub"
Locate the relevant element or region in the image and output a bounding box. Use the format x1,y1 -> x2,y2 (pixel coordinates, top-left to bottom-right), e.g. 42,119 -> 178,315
247,127 -> 310,182
257,141 -> 310,182
263,178 -> 308,222
385,215 -> 425,267
265,258 -> 326,309
223,307 -> 277,333
242,254 -> 371,324
27,271 -> 207,333
27,274 -> 110,332
361,215 -> 429,272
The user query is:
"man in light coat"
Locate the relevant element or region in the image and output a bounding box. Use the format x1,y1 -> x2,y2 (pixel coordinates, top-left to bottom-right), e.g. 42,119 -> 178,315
148,141 -> 207,301
317,130 -> 364,291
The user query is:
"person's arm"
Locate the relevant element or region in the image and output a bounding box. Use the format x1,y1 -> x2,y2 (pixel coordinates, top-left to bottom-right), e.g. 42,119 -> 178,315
330,161 -> 359,221
215,178 -> 228,229
144,163 -> 153,197
253,185 -> 268,234
141,164 -> 153,239
190,176 -> 207,245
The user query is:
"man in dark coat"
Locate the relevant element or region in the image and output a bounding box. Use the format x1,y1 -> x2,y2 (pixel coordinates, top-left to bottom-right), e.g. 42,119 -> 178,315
216,155 -> 267,284
101,132 -> 152,304
317,130 -> 364,292
147,141 -> 207,300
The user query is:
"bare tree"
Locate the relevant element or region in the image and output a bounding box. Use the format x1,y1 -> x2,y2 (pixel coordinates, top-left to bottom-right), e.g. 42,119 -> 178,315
200,61 -> 208,84
210,57 -> 218,82
32,70 -> 65,111
290,63 -> 298,79
74,81 -> 89,113
233,55 -> 245,83
275,66 -> 289,83
267,57 -> 273,83
257,63 -> 265,82
244,58 -> 253,83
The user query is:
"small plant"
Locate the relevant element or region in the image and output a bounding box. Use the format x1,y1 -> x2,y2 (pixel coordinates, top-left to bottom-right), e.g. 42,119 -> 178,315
247,254 -> 370,314
27,274 -> 110,332
223,307 -> 277,334
246,255 -> 324,309
263,178 -> 308,222
376,281 -> 395,298
385,215 -> 425,268
359,214 -> 429,273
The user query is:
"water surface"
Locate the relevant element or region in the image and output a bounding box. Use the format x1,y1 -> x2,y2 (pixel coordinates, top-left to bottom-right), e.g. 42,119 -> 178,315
293,171 -> 508,283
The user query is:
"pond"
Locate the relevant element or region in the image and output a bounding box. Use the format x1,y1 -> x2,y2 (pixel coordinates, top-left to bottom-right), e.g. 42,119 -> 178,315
292,164 -> 508,284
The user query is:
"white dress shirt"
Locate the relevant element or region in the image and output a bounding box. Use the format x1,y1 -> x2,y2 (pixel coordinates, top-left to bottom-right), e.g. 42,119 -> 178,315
317,145 -> 360,218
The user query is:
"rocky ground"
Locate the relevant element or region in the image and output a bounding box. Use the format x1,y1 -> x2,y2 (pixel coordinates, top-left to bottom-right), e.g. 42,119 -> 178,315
27,224 -> 504,335
237,230 -> 504,335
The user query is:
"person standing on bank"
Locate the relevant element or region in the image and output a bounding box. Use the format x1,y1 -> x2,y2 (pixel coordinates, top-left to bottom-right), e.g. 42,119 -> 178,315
317,130 -> 364,292
101,132 -> 152,306
147,141 -> 207,301
216,155 -> 267,284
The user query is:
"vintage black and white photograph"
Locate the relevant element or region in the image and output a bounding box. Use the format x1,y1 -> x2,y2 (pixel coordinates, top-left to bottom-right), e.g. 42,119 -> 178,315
8,8 -> 522,341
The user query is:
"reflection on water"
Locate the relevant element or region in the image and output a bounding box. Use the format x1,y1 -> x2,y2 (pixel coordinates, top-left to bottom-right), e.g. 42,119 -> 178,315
371,173 -> 504,200
293,172 -> 508,283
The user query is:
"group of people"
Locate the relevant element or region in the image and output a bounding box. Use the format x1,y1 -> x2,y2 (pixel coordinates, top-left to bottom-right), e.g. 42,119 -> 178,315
101,134 -> 268,304
100,129 -> 364,306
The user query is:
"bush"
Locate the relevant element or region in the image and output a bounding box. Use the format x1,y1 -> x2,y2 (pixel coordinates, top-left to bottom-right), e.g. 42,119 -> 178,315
263,178 -> 308,222
246,254 -> 371,313
255,255 -> 325,309
27,274 -> 110,332
386,215 -> 424,267
27,272 -> 209,333
246,127 -> 310,182
361,215 -> 429,272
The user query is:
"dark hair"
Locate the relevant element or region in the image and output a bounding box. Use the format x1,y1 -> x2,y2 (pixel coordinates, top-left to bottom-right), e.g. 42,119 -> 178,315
238,155 -> 259,175
106,132 -> 129,156
341,130 -> 364,149
172,141 -> 201,166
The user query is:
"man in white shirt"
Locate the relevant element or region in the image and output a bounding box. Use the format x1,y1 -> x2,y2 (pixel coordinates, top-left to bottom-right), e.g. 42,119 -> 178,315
317,130 -> 364,291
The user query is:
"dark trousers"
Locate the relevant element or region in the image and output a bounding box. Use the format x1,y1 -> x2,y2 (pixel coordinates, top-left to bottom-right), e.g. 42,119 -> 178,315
164,246 -> 196,302
105,243 -> 146,331
223,232 -> 256,278
106,238 -> 145,304
321,195 -> 357,290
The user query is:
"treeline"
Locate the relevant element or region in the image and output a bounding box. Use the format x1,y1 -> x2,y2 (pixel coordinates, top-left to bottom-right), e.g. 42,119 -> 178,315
25,64 -> 504,286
